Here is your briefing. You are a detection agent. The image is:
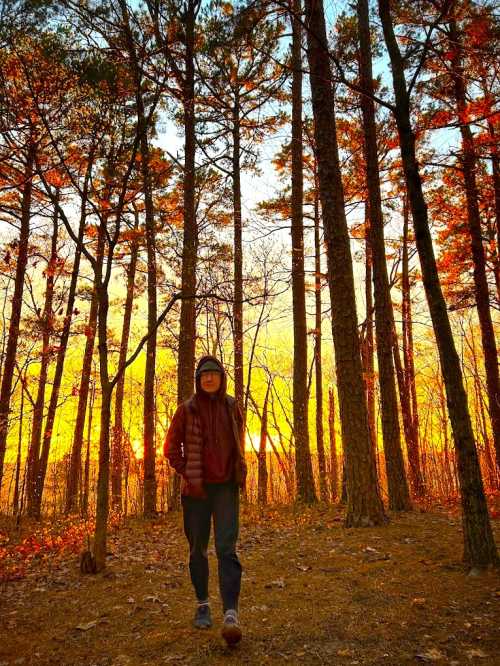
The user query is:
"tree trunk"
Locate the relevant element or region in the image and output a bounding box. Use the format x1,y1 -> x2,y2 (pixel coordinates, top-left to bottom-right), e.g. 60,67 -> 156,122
304,0 -> 386,526
81,379 -> 95,518
469,327 -> 498,490
258,382 -> 270,505
357,0 -> 411,511
232,96 -> 245,422
26,199 -> 58,516
119,0 -> 158,517
362,208 -> 376,454
112,233 -> 138,512
378,0 -> 498,568
291,0 -> 316,503
177,1 -> 198,407
65,226 -> 104,514
0,143 -> 34,491
313,178 -> 327,501
93,282 -> 112,572
12,374 -> 25,515
139,93 -> 157,519
449,18 -> 500,476
401,199 -> 425,497
328,386 -> 338,502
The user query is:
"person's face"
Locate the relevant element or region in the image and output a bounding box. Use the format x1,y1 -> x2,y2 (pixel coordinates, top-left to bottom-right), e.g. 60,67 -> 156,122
200,370 -> 222,393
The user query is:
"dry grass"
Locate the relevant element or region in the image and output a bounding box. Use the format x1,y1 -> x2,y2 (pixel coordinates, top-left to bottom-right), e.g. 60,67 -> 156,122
0,502 -> 499,665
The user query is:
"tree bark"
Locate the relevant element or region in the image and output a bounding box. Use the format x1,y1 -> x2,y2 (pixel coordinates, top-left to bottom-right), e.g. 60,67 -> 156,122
0,143 -> 34,491
357,0 -> 411,511
313,176 -> 327,501
232,95 -> 245,422
401,199 -> 425,497
12,374 -> 25,515
304,0 -> 386,526
378,0 -> 498,568
80,378 -> 95,519
112,232 -> 138,512
26,198 -> 58,516
291,0 -> 316,503
139,89 -> 157,519
177,0 -> 198,407
93,281 -> 112,572
258,382 -> 270,505
65,225 -> 104,514
119,0 -> 158,517
328,386 -> 338,502
362,209 -> 376,454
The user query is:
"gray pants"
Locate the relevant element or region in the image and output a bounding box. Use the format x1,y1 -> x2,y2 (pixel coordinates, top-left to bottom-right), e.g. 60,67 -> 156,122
181,481 -> 242,612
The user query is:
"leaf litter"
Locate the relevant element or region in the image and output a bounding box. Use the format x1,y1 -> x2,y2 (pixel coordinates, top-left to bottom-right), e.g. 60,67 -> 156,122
0,503 -> 498,665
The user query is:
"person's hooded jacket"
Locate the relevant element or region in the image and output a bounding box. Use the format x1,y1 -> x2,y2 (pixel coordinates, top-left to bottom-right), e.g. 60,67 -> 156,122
164,355 -> 247,498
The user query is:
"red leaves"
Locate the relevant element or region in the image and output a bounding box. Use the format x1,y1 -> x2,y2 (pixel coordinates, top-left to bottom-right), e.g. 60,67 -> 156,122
0,520 -> 91,583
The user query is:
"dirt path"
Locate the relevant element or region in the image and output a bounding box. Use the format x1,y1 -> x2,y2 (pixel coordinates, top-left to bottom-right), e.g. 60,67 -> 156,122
1,504 -> 499,665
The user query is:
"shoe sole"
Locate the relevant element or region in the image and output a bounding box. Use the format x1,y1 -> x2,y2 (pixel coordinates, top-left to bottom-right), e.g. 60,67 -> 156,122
193,621 -> 212,629
221,623 -> 242,646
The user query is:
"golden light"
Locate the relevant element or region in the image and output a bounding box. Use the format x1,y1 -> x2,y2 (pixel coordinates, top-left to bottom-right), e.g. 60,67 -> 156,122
131,439 -> 143,460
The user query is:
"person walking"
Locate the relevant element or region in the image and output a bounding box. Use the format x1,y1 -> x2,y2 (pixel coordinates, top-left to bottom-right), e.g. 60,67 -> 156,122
164,355 -> 247,646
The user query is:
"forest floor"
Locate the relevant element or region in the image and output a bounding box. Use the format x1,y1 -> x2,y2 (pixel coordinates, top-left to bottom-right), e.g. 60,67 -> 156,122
1,499 -> 499,666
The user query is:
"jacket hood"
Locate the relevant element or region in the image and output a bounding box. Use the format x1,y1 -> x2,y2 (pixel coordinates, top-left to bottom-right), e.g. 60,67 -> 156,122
195,355 -> 227,399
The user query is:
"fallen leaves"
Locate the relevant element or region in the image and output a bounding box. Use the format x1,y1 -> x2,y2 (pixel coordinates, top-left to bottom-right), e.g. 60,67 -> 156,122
0,506 -> 498,665
265,577 -> 285,588
466,648 -> 488,659
75,620 -> 98,631
415,647 -> 446,662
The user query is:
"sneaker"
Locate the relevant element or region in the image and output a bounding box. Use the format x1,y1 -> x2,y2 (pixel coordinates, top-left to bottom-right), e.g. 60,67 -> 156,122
193,602 -> 212,629
221,609 -> 242,646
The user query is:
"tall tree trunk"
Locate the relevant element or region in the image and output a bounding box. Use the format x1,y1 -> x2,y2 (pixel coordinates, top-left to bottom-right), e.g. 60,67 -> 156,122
65,226 -> 104,514
304,0 -> 386,526
357,0 -> 411,511
291,0 -> 316,503
93,281 -> 112,572
81,379 -> 95,518
449,18 -> 500,476
119,0 -> 158,517
12,374 -> 25,515
401,199 -> 425,497
139,96 -> 157,519
177,1 -> 198,407
112,233 -> 138,512
26,199 -> 58,516
378,0 -> 498,568
0,143 -> 34,491
362,206 -> 376,452
328,386 -> 338,502
258,382 -> 270,505
469,328 -> 498,490
313,179 -> 327,501
438,372 -> 455,496
232,96 -> 245,422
